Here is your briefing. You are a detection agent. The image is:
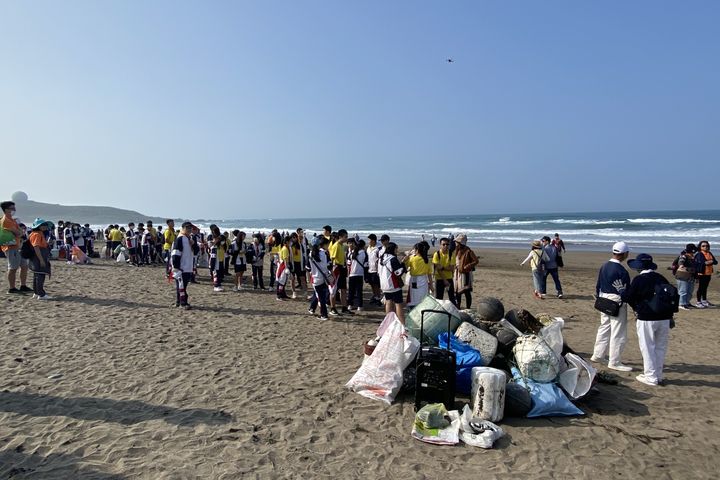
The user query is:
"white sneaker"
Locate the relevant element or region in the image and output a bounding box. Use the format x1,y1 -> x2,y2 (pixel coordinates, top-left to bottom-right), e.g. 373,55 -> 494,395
355,307 -> 363,312
590,355 -> 607,363
37,295 -> 53,300
636,374 -> 658,386
608,363 -> 633,372
213,287 -> 224,292
679,305 -> 690,311
703,300 -> 714,307
291,293 -> 297,299
696,303 -> 707,309
31,294 -> 37,299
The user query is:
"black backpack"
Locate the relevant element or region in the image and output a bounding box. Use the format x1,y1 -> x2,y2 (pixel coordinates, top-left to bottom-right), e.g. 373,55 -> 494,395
20,240 -> 35,260
648,283 -> 680,317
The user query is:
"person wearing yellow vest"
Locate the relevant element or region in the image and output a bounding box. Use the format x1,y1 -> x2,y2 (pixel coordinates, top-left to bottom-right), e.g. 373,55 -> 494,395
432,237 -> 457,304
163,219 -> 177,277
404,241 -> 434,307
328,229 -> 351,316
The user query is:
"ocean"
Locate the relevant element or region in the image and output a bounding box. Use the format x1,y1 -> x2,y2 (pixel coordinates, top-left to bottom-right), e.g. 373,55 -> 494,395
193,210 -> 720,254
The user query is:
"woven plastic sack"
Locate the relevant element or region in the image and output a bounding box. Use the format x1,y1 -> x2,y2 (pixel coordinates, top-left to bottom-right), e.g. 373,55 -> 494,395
346,313 -> 420,404
407,295 -> 461,346
512,334 -> 561,383
470,367 -> 506,422
559,352 -> 596,400
455,322 -> 498,366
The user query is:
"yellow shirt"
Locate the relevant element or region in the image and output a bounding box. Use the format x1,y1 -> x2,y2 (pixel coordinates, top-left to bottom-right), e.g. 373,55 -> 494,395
147,226 -> 158,242
163,228 -> 176,251
407,255 -> 433,276
280,245 -> 291,263
432,250 -> 456,280
292,246 -> 302,262
109,229 -> 124,242
329,241 -> 346,265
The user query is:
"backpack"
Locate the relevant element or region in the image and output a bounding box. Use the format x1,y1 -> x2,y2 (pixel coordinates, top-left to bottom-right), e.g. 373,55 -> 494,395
647,283 -> 680,317
674,255 -> 696,281
20,239 -> 35,260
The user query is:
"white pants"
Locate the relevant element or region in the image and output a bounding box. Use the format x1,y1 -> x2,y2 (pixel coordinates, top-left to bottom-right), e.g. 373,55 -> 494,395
636,319 -> 670,384
592,293 -> 628,365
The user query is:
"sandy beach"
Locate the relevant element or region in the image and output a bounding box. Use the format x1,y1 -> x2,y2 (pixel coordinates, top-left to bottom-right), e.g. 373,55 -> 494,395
1,246 -> 719,479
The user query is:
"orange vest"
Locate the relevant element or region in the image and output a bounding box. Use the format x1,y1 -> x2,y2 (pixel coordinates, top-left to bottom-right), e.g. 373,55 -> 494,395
701,251 -> 714,276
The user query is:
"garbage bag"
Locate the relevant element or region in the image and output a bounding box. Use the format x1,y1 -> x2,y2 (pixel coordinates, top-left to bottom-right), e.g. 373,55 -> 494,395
346,313 -> 420,404
438,332 -> 484,395
411,405 -> 460,445
559,352 -> 596,400
526,381 -> 584,418
512,334 -> 561,383
459,405 -> 505,449
407,295 -> 461,346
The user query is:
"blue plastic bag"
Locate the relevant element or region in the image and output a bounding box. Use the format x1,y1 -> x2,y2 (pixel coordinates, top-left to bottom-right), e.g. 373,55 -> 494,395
437,333 -> 484,395
510,367 -> 583,418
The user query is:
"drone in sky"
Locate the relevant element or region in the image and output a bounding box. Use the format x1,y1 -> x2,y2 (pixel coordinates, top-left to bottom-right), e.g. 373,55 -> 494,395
446,58 -> 454,63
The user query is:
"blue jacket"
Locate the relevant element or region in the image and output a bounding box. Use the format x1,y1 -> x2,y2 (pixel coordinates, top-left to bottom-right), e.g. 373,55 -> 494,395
596,260 -> 631,300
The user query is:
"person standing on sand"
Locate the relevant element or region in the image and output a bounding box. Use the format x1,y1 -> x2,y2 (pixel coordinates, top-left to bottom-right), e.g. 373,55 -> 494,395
1,201 -> 32,294
365,234 -> 383,306
379,242 -> 407,325
520,240 -> 547,299
171,222 -> 199,310
250,234 -> 266,290
433,237 -> 456,303
591,241 -> 633,372
329,229 -> 351,316
541,236 -> 563,298
552,233 -> 566,253
28,218 -> 54,300
308,236 -> 333,320
694,240 -> 717,308
163,219 -> 176,276
404,241 -> 433,307
625,253 -> 674,386
453,233 -> 478,308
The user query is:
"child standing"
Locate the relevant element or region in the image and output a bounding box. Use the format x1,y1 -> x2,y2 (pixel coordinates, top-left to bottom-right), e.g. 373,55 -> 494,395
230,230 -> 248,291
28,219 -> 53,300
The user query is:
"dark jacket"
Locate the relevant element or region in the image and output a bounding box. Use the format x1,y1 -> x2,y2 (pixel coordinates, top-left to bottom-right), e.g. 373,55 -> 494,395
694,251 -> 718,276
626,271 -> 674,321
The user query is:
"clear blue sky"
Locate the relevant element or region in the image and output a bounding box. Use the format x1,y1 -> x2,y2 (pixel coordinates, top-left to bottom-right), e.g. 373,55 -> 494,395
1,1 -> 718,219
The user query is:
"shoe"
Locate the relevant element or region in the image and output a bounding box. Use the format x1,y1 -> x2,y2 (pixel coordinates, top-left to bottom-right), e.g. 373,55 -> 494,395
308,308 -> 316,315
174,302 -> 180,307
635,374 -> 658,386
329,308 -> 340,316
355,307 -> 363,312
32,294 -> 37,299
533,291 -> 541,299
19,286 -> 32,293
695,303 -> 707,309
213,287 -> 224,292
233,287 -> 240,292
7,288 -> 20,294
540,294 -> 546,299
590,356 -> 607,363
37,295 -> 53,300
557,293 -> 563,299
319,315 -> 329,321
703,300 -> 714,307
679,305 -> 690,311
342,308 -> 354,315
291,293 -> 297,299
608,363 -> 633,372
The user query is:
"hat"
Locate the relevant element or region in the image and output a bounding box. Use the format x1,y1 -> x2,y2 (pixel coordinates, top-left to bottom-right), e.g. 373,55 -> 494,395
531,240 -> 542,248
628,253 -> 657,271
685,243 -> 698,254
367,234 -> 377,241
31,218 -> 54,230
455,233 -> 468,245
380,234 -> 390,242
612,241 -> 629,254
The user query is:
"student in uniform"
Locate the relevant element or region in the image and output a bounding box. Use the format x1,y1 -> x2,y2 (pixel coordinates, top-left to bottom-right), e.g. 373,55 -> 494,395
230,230 -> 248,291
140,225 -> 152,265
63,222 -> 74,264
365,234 -> 383,306
268,230 -> 281,288
208,225 -> 225,292
308,236 -> 333,320
346,238 -> 368,312
145,221 -> 158,264
379,242 -> 407,325
275,236 -> 293,300
432,237 -> 456,303
250,234 -> 266,290
293,229 -> 308,292
404,241 -> 433,307
163,220 -> 177,276
329,229 -> 351,315
171,222 -> 200,310
125,222 -> 140,266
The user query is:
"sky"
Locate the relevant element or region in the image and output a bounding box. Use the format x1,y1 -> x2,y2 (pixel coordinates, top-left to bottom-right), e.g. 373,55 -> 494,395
1,1 -> 718,219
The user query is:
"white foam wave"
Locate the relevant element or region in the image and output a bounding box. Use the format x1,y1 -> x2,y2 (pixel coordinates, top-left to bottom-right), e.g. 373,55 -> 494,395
627,218 -> 719,224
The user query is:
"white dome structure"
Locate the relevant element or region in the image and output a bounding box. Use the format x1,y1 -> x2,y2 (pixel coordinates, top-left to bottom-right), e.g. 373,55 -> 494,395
11,191 -> 29,202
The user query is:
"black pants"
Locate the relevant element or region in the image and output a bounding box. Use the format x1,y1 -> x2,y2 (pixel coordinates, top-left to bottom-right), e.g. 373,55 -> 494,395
175,272 -> 193,306
269,259 -> 276,287
455,291 -> 472,309
348,276 -> 364,308
310,283 -> 330,317
435,279 -> 456,304
697,275 -> 712,302
252,265 -> 265,289
141,245 -> 150,264
33,273 -> 47,297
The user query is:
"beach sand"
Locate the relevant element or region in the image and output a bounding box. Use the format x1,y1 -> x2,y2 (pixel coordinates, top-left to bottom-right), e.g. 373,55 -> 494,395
1,247 -> 719,479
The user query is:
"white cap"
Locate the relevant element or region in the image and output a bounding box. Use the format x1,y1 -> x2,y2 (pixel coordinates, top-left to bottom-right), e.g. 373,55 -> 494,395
612,241 -> 629,254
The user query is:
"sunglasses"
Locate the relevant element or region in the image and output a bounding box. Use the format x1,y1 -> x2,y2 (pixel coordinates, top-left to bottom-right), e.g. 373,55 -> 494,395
440,243 -> 449,246
701,244 -> 709,248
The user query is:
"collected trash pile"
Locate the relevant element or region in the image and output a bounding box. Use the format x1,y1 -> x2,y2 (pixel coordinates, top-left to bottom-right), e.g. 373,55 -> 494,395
346,295 -> 596,448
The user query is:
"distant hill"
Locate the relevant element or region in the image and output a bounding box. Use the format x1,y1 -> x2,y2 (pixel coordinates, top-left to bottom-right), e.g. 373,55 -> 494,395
9,193 -> 166,225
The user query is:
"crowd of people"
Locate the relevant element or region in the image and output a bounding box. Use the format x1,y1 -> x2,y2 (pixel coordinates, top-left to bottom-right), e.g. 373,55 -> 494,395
2,200 -> 717,387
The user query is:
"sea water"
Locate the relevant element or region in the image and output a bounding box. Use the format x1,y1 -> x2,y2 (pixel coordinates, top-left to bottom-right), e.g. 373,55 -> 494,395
192,210 -> 720,253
